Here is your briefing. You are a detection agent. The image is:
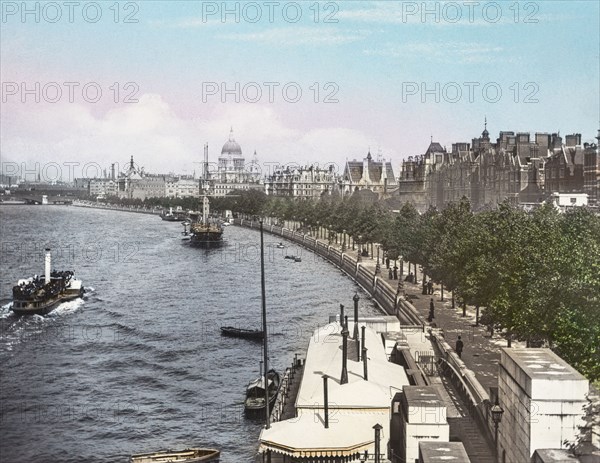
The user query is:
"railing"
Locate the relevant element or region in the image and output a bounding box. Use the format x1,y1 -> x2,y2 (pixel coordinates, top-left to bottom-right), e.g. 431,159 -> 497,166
235,219 -> 496,452
234,219 -> 426,330
429,329 -> 496,450
270,358 -> 304,423
73,200 -> 161,215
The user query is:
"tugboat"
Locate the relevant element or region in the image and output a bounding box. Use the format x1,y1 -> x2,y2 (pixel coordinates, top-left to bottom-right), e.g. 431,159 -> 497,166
187,197 -> 223,247
11,248 -> 84,316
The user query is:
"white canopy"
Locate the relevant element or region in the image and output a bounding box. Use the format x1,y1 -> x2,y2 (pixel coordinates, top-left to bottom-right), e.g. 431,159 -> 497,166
259,410 -> 388,458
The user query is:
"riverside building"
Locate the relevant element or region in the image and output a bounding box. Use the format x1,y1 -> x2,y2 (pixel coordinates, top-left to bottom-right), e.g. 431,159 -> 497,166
398,122 -> 592,211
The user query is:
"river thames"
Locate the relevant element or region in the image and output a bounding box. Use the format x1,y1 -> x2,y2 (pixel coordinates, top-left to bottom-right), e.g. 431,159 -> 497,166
0,206 -> 382,463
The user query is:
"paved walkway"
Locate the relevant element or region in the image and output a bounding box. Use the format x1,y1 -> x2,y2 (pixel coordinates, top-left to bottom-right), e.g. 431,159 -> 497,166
310,235 -> 515,396
265,228 -> 498,462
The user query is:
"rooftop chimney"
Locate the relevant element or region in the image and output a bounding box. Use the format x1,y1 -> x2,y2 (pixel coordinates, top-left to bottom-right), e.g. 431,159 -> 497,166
361,326 -> 367,380
323,375 -> 329,428
341,316 -> 349,385
353,293 -> 360,340
361,325 -> 366,353
44,248 -> 51,284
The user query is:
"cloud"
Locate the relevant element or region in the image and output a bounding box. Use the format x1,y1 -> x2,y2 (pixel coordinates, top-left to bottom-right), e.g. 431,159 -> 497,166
363,41 -> 504,64
1,96 -> 396,180
337,1 -> 555,27
216,27 -> 370,46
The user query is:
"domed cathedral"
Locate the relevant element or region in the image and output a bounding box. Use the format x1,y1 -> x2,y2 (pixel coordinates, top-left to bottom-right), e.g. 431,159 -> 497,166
211,128 -> 263,196
218,127 -> 245,182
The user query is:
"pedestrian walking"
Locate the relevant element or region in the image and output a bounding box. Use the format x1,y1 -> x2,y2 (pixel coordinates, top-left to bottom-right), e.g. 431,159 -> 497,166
427,280 -> 433,295
455,336 -> 464,359
393,266 -> 398,280
386,257 -> 390,269
428,298 -> 435,321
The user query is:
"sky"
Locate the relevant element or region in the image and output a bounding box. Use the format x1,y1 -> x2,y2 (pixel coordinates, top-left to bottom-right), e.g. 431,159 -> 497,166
1,0 -> 599,180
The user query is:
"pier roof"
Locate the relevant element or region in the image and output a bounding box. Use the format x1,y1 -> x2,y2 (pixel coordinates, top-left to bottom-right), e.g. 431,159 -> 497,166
296,322 -> 409,410
260,322 -> 408,459
259,410 -> 387,458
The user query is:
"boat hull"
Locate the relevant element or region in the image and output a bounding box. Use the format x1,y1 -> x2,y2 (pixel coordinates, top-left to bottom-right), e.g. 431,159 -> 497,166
220,327 -> 264,340
130,448 -> 220,463
12,288 -> 84,316
244,369 -> 281,415
188,233 -> 224,247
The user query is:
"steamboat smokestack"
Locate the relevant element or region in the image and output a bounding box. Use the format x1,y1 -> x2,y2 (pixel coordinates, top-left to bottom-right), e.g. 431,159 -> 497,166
44,248 -> 51,284
339,304 -> 344,326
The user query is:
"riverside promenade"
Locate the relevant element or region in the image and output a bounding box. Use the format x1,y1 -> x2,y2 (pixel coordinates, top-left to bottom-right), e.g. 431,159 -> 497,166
237,219 -> 498,462
72,200 -> 162,215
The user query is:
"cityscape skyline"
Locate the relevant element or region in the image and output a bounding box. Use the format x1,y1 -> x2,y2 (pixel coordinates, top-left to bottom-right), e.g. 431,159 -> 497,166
1,1 -> 599,176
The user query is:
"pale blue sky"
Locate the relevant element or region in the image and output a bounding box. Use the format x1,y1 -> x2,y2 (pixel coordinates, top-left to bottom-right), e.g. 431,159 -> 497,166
1,1 -> 599,175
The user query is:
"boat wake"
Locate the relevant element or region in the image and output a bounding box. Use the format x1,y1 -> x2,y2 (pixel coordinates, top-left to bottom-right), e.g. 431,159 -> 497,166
0,302 -> 14,319
47,298 -> 85,317
0,292 -> 88,356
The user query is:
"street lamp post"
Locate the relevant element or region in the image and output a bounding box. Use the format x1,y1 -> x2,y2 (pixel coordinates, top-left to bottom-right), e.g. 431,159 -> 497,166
353,292 -> 360,341
491,396 -> 504,459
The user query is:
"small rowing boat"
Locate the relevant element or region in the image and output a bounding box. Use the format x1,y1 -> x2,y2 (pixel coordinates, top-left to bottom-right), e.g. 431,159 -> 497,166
220,326 -> 264,340
129,448 -> 220,463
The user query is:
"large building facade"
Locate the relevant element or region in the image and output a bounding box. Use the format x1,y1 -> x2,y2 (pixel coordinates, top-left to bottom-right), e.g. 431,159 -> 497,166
342,151 -> 397,198
583,130 -> 600,206
265,164 -> 339,198
398,123 -> 589,211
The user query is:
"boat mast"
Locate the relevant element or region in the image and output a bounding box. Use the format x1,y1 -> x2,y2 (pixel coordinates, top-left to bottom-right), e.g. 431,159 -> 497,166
202,196 -> 209,226
260,221 -> 270,429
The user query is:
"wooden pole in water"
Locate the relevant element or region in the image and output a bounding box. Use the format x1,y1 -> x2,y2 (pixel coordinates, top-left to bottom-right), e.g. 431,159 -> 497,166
260,221 -> 270,429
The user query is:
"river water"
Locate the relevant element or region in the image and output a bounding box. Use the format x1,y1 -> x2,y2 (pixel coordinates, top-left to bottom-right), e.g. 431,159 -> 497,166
0,206 -> 382,463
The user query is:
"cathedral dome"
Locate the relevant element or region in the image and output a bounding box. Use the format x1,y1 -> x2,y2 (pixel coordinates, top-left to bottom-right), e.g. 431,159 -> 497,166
221,127 -> 242,155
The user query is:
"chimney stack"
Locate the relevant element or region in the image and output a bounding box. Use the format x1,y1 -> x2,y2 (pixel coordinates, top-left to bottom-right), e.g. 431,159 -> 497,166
363,347 -> 368,381
323,375 -> 329,429
361,325 -> 366,353
353,293 -> 360,339
44,248 -> 51,284
341,316 -> 349,385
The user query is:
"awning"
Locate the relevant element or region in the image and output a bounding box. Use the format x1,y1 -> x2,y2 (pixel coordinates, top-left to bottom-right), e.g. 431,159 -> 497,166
258,411 -> 387,458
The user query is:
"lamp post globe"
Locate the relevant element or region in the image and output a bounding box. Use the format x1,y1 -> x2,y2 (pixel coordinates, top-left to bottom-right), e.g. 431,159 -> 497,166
491,396 -> 504,457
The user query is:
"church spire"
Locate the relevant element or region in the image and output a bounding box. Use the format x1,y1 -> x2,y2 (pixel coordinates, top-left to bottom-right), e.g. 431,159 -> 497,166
229,126 -> 234,142
482,116 -> 489,138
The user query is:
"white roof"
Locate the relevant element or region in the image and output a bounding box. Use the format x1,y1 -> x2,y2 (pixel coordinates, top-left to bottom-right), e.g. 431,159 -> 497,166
296,322 -> 409,410
259,410 -> 388,458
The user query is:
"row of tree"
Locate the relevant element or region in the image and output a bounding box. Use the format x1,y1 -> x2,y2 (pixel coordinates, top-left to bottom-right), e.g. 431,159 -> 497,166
99,190 -> 599,381
213,191 -> 600,382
